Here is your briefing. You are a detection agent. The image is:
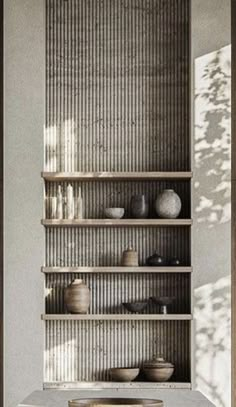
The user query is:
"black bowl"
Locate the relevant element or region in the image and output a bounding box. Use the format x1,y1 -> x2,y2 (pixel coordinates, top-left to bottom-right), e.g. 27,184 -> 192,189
122,302 -> 148,313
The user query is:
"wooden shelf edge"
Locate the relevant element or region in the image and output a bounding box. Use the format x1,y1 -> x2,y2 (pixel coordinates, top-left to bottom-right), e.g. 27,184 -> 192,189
43,381 -> 192,390
41,171 -> 193,181
41,219 -> 193,227
41,314 -> 193,321
41,266 -> 193,274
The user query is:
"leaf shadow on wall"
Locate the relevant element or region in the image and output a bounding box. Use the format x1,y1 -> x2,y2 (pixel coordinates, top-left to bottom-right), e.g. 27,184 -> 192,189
193,45 -> 231,407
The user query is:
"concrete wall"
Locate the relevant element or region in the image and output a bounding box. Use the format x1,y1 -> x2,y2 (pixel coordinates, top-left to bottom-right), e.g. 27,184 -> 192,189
192,1 -> 231,407
4,1 -> 44,407
3,0 -> 231,406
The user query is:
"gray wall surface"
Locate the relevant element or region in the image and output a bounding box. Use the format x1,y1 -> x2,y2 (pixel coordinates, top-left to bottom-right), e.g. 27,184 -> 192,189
4,1 -> 44,407
192,1 -> 231,407
4,1 -> 231,407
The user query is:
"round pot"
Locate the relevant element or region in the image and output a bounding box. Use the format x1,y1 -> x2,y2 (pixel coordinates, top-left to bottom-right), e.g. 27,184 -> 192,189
146,252 -> 165,266
143,357 -> 174,382
130,195 -> 149,219
155,189 -> 181,219
110,367 -> 140,382
65,279 -> 90,314
169,257 -> 181,266
121,247 -> 139,266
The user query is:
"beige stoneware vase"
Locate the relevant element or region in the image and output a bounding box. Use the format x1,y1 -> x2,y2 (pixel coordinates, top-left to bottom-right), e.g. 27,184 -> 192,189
64,279 -> 90,314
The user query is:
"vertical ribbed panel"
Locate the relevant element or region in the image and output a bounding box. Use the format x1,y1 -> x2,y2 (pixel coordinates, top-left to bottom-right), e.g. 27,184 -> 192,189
45,227 -> 190,267
44,0 -> 191,385
45,180 -> 191,219
45,0 -> 190,172
45,273 -> 190,314
45,320 -> 190,382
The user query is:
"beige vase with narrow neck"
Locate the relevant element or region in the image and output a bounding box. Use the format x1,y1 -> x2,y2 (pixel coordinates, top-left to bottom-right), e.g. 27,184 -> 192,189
65,279 -> 90,314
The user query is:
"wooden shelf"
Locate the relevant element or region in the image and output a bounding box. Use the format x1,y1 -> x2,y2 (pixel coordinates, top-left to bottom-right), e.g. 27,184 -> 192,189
42,314 -> 192,321
41,219 -> 193,227
43,381 -> 192,390
41,266 -> 192,274
42,171 -> 193,181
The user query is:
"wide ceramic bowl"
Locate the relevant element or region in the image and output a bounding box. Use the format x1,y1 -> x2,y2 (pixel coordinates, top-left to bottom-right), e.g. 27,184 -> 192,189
143,367 -> 174,382
110,367 -> 140,382
104,208 -> 125,219
122,302 -> 148,313
69,399 -> 164,407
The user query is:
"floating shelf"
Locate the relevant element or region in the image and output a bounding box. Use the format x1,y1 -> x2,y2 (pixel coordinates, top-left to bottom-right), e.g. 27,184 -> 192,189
41,266 -> 192,274
43,381 -> 192,390
42,314 -> 192,321
41,219 -> 193,227
42,171 -> 193,181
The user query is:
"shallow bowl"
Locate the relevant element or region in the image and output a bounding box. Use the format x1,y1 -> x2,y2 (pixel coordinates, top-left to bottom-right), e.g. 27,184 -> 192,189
122,302 -> 148,313
69,398 -> 164,407
104,208 -> 125,219
110,367 -> 140,382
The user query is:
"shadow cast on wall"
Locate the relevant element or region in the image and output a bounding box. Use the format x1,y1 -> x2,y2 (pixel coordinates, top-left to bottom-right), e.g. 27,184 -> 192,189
193,45 -> 231,407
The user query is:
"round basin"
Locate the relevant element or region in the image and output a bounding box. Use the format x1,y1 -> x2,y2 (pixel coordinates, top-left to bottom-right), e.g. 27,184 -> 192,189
69,399 -> 164,407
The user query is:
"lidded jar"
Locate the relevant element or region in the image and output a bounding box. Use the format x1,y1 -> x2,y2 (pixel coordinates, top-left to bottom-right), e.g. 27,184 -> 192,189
64,279 -> 90,314
121,247 -> 139,267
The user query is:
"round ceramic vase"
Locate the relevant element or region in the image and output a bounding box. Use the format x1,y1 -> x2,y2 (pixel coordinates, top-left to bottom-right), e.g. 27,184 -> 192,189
64,279 -> 90,314
130,195 -> 149,218
155,189 -> 181,219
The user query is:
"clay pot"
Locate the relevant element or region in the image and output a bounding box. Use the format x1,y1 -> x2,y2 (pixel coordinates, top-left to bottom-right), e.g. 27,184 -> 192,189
155,189 -> 181,219
121,247 -> 139,266
143,357 -> 174,382
146,252 -> 165,266
110,367 -> 140,382
169,257 -> 181,266
65,279 -> 90,314
130,195 -> 149,218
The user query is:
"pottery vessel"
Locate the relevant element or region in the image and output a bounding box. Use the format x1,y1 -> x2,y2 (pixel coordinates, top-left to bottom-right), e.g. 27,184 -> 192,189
150,296 -> 175,314
121,247 -> 139,266
146,252 -> 165,266
130,195 -> 149,218
155,189 -> 181,219
122,302 -> 148,313
69,399 -> 164,407
104,207 -> 125,219
110,367 -> 140,382
65,279 -> 90,314
143,357 -> 174,382
169,257 -> 181,266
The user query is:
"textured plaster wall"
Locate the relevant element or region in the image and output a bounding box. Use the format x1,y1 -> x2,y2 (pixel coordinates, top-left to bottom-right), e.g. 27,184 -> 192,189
3,1 -> 231,407
192,1 -> 231,407
4,1 -> 44,407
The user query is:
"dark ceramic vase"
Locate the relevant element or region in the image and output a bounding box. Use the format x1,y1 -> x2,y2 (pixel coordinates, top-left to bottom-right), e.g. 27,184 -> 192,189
146,252 -> 166,266
130,195 -> 149,218
169,257 -> 181,266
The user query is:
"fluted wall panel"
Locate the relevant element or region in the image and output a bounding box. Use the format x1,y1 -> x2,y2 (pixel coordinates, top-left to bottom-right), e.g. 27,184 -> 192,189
45,320 -> 190,382
44,0 -> 191,385
45,180 -> 191,219
45,272 -> 190,314
45,0 -> 190,172
45,227 -> 190,267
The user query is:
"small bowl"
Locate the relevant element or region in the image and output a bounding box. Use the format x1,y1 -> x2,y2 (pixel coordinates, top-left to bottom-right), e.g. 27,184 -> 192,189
104,208 -> 125,219
110,367 -> 140,382
123,302 -> 148,313
143,367 -> 174,382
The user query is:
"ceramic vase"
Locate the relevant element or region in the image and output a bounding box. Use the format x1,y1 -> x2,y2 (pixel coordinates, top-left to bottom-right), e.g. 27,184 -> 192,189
121,247 -> 139,266
130,195 -> 149,218
66,183 -> 74,219
56,185 -> 63,219
155,189 -> 181,219
64,279 -> 90,314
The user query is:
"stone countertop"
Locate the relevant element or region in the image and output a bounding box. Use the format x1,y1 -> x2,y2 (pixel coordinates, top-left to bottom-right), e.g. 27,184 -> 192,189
18,389 -> 215,407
